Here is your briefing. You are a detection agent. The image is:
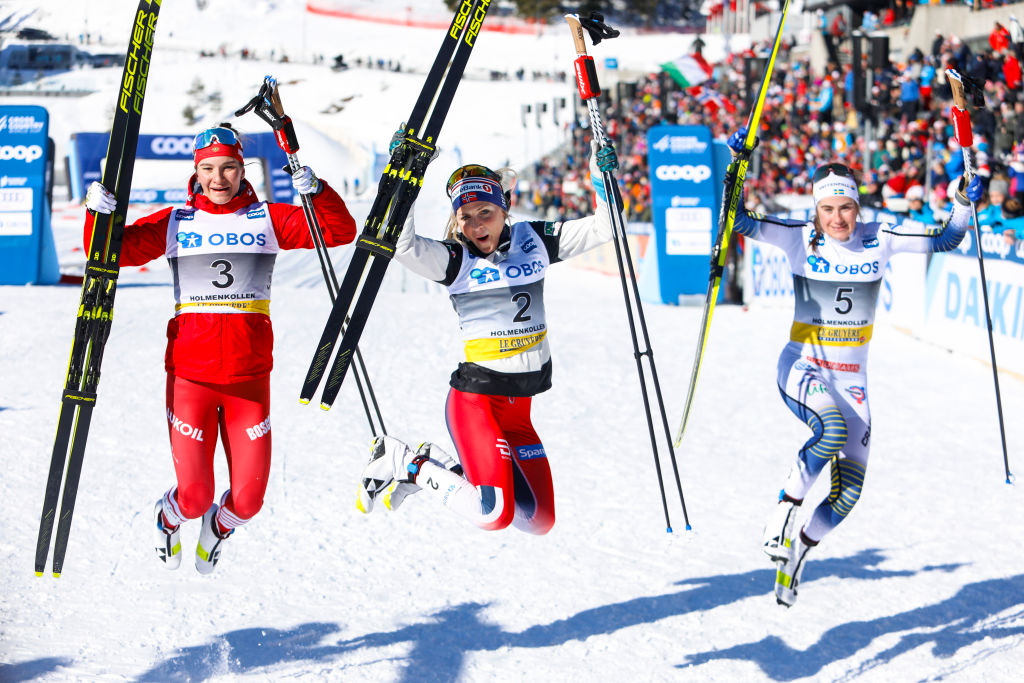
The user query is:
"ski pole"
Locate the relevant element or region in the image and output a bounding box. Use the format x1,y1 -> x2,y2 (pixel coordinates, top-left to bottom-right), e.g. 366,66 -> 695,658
235,76 -> 387,437
674,0 -> 793,449
946,69 -> 1012,484
566,12 -> 690,531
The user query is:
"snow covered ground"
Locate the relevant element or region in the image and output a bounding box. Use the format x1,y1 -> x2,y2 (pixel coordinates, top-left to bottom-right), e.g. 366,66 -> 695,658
3,1 -> 1024,681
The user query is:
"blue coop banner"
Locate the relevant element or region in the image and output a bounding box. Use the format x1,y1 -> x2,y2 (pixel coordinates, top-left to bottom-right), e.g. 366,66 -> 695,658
0,104 -> 58,285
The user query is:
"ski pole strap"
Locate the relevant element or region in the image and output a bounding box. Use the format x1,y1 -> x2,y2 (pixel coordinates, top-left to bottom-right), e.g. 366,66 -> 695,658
573,56 -> 600,99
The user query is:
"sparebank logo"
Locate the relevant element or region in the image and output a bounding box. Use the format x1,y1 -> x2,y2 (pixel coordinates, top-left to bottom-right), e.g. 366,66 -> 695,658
0,145 -> 43,163
177,231 -> 202,248
470,266 -> 500,284
654,164 -> 712,183
807,255 -> 831,273
150,136 -> 193,156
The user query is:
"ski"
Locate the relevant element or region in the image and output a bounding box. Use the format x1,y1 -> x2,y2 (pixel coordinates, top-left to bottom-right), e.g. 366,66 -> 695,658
673,0 -> 792,449
300,0 -> 492,409
35,0 -> 162,577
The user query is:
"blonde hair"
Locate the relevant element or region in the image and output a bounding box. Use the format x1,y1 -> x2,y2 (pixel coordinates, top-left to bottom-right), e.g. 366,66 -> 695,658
444,166 -> 518,242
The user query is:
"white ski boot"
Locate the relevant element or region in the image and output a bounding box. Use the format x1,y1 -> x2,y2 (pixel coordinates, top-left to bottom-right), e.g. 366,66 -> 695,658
357,436 -> 417,514
154,500 -> 181,570
384,442 -> 462,512
763,497 -> 800,562
195,503 -> 232,575
775,531 -> 814,607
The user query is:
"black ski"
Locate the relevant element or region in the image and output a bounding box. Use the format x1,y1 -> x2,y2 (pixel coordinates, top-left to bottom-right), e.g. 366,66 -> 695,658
35,0 -> 162,577
301,0 -> 492,408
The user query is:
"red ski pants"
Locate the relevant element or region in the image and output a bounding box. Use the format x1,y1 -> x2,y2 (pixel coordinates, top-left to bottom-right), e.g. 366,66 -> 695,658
165,374 -> 271,522
445,389 -> 555,534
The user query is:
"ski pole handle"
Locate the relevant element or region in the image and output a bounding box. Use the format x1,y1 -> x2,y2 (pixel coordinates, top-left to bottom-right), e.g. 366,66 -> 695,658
263,79 -> 299,155
947,69 -> 973,149
565,15 -> 600,100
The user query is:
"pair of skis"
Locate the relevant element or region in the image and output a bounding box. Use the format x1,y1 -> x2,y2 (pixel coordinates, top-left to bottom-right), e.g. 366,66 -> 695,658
35,0 -> 163,577
299,0 -> 493,409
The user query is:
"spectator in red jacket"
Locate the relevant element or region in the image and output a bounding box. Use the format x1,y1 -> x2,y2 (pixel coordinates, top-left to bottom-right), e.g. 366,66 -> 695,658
82,123 -> 357,574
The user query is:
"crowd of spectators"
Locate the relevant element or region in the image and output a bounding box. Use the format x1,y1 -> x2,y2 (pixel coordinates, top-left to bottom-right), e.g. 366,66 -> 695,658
520,9 -> 1024,246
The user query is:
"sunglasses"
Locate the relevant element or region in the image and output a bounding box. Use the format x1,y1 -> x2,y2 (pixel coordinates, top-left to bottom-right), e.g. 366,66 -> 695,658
446,164 -> 502,197
812,163 -> 855,184
193,127 -> 242,153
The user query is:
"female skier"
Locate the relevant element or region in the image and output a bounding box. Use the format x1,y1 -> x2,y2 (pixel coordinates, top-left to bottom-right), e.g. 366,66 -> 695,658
83,124 -> 356,573
354,145 -> 618,535
725,129 -> 982,606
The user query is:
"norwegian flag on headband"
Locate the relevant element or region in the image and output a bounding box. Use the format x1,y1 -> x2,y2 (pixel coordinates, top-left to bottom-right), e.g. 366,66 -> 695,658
688,85 -> 736,115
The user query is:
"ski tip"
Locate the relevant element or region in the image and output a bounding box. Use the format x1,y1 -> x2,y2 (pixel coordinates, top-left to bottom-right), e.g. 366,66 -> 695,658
299,397 -> 310,405
685,524 -> 693,531
1006,474 -> 1015,485
52,571 -> 61,578
34,570 -> 43,577
666,526 -> 673,534
319,403 -> 332,412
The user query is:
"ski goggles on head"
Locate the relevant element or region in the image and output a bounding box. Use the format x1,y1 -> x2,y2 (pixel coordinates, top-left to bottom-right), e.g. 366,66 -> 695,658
446,164 -> 507,211
193,127 -> 244,165
811,162 -> 854,184
812,162 -> 859,204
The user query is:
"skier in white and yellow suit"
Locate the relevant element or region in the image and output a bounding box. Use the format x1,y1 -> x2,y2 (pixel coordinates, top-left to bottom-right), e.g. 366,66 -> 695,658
726,130 -> 982,605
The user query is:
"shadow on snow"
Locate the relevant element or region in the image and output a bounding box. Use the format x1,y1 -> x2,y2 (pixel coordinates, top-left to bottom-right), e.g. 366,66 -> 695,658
24,549 -> 1020,681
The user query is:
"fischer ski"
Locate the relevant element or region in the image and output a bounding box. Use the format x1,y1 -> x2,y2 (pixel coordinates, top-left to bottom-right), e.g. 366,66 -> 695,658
673,0 -> 792,449
300,0 -> 492,410
35,0 -> 162,577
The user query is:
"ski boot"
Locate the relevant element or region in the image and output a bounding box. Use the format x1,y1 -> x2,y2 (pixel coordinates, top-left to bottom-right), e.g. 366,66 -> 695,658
154,500 -> 181,570
195,503 -> 232,575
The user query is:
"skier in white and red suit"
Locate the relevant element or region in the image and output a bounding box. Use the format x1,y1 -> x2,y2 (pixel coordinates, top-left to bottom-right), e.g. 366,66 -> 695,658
83,123 -> 356,573
353,145 -> 619,536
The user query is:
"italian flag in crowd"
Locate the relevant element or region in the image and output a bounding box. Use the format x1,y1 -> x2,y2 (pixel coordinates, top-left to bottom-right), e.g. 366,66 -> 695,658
660,52 -> 713,88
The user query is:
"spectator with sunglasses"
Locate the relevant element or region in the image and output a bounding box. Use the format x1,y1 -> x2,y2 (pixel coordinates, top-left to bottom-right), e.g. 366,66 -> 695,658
354,147 -> 618,536
724,130 -> 981,607
83,123 -> 357,573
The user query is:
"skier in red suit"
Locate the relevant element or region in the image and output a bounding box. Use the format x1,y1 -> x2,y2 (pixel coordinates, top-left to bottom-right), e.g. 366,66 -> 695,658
83,123 -> 356,573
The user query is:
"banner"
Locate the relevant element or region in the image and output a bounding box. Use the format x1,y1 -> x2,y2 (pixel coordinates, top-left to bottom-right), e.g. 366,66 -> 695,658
0,104 -> 59,285
641,124 -> 729,304
68,131 -> 292,204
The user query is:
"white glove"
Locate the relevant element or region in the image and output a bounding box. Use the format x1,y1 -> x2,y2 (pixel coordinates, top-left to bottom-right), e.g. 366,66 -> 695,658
85,182 -> 117,214
291,166 -> 320,195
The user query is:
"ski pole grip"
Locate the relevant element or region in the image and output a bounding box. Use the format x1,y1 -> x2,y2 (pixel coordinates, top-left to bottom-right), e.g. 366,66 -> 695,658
951,106 -> 973,148
274,117 -> 300,154
573,55 -> 600,100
